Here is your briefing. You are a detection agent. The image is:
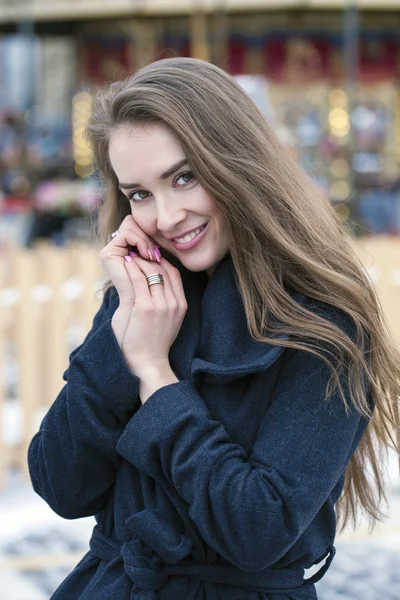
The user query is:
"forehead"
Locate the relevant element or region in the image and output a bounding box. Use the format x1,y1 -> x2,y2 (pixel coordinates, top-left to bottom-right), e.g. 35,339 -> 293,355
108,123 -> 184,181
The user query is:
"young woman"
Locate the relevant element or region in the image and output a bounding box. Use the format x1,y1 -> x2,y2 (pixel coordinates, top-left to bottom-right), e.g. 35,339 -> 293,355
28,57 -> 400,600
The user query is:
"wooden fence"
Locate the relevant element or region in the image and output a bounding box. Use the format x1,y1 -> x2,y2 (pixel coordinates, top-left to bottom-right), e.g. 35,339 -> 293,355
0,241 -> 105,489
0,236 -> 399,490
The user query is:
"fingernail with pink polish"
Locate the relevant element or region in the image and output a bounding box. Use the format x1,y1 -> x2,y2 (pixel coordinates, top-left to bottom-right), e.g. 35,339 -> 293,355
129,251 -> 138,257
148,249 -> 155,261
125,255 -> 133,262
154,247 -> 161,263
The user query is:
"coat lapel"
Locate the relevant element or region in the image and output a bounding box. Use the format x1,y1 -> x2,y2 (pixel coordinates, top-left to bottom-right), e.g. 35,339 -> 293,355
169,253 -> 304,385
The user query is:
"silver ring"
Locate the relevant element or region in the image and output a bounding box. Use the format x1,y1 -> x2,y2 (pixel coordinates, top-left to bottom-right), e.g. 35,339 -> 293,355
146,274 -> 164,287
111,230 -> 119,239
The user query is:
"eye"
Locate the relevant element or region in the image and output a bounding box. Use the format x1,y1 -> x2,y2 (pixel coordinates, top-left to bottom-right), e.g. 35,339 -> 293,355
127,190 -> 151,203
123,170 -> 195,203
174,171 -> 195,187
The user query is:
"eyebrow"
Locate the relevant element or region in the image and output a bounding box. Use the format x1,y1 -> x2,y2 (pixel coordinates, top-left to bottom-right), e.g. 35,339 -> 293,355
118,159 -> 189,190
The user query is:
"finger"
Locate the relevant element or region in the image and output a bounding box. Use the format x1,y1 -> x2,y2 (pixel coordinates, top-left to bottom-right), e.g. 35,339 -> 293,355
99,245 -> 136,304
158,258 -> 187,309
146,260 -> 177,306
113,215 -> 158,262
127,257 -> 174,308
124,258 -> 157,308
110,227 -> 149,261
125,214 -> 160,261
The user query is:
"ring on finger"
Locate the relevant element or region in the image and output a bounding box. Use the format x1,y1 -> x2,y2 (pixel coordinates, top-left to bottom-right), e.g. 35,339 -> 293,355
146,274 -> 165,288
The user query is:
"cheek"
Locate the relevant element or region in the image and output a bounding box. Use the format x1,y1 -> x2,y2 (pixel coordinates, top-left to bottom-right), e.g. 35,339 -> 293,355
130,210 -> 154,234
206,199 -> 224,226
197,189 -> 219,215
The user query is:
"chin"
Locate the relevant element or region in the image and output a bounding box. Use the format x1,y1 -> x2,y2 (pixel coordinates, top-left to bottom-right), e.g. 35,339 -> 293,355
178,260 -> 211,273
182,246 -> 227,268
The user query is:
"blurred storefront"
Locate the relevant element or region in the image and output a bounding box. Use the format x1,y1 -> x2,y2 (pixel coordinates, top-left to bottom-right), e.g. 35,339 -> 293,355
1,1 -> 400,246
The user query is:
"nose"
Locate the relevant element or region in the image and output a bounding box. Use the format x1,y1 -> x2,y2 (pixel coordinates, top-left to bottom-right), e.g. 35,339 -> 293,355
155,196 -> 187,237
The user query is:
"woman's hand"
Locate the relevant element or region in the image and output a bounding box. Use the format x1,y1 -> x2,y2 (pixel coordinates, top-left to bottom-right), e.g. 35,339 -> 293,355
99,215 -> 160,347
99,214 -> 188,376
119,255 -> 188,378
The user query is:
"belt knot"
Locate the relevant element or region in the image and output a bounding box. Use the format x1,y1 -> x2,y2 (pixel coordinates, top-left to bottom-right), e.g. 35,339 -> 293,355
120,536 -> 168,591
89,523 -> 334,596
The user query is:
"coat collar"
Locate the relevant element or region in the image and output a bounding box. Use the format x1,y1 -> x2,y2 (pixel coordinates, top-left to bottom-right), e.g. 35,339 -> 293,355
169,253 -> 305,385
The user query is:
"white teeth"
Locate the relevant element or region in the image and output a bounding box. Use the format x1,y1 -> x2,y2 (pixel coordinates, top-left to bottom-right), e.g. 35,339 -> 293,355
174,225 -> 206,244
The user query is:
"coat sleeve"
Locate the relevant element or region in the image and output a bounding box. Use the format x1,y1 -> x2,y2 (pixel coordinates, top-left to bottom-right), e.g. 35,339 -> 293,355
28,286 -> 141,519
116,319 -> 370,571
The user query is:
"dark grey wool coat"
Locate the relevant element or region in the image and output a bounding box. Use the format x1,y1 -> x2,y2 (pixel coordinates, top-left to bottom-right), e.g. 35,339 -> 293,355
28,252 -> 370,600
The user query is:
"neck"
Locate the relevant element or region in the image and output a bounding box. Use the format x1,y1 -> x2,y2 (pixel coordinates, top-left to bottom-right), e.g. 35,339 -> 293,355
206,252 -> 230,279
206,266 -> 216,280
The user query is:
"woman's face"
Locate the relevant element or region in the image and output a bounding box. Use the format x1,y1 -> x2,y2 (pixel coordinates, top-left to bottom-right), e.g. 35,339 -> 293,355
108,123 -> 229,276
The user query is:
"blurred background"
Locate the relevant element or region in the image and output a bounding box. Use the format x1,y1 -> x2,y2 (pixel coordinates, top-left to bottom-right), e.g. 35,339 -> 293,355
0,1 -> 399,599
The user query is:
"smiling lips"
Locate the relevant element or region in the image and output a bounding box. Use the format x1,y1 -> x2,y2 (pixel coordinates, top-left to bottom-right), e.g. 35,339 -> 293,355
170,222 -> 209,251
173,224 -> 207,243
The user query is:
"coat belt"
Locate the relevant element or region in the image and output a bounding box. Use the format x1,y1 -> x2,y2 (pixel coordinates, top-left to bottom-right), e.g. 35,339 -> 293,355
89,524 -> 333,595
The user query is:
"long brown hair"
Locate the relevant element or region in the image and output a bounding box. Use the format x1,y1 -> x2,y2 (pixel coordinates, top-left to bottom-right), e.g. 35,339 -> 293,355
85,57 -> 400,532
